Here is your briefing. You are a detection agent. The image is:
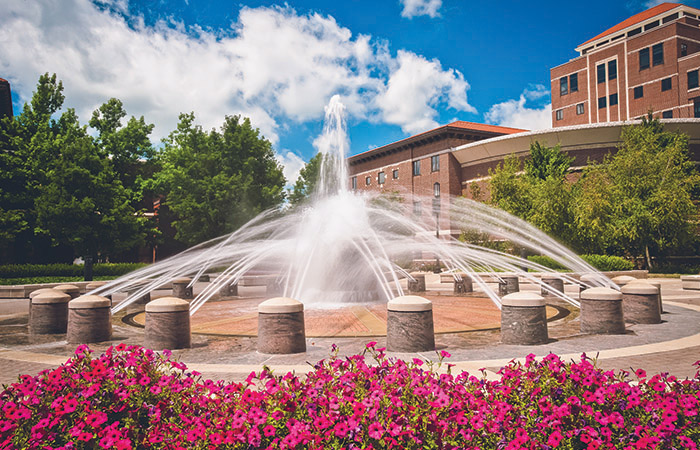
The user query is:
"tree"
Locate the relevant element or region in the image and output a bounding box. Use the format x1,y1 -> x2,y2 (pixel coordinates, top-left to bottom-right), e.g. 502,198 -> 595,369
573,114 -> 699,266
289,153 -> 322,205
525,142 -> 574,181
149,113 -> 286,245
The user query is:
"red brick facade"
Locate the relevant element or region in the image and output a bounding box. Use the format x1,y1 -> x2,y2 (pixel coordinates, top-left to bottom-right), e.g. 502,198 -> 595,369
551,3 -> 700,126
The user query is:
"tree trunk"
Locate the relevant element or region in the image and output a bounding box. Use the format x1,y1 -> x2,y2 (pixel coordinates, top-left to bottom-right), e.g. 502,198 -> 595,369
645,245 -> 653,269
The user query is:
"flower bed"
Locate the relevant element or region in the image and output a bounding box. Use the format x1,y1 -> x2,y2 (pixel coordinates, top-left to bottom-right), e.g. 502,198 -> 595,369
1,344 -> 699,449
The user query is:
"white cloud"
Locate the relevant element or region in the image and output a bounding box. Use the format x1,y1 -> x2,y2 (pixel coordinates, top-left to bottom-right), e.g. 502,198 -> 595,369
375,50 -> 475,134
0,0 -> 473,150
484,85 -> 552,131
400,0 -> 443,18
276,151 -> 306,187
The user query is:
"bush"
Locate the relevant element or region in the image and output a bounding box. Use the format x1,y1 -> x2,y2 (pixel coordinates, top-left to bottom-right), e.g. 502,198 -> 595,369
1,344 -> 699,449
0,263 -> 147,279
0,276 -> 116,286
580,254 -> 635,272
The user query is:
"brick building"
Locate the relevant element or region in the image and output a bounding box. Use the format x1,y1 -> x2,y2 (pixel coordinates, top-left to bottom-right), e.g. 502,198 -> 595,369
551,2 -> 700,126
0,78 -> 12,119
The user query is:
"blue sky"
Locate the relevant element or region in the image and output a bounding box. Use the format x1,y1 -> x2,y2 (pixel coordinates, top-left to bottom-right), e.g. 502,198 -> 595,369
2,0 -> 698,183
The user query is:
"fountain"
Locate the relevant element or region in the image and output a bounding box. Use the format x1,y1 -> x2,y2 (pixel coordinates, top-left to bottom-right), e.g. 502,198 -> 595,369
91,95 -> 618,329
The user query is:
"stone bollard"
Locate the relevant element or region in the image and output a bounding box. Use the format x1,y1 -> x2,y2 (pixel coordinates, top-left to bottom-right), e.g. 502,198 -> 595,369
258,298 -> 306,354
54,284 -> 80,299
681,275 -> 700,290
172,278 -> 193,299
30,291 -> 71,334
646,280 -> 663,313
224,281 -> 239,296
407,273 -> 426,293
611,275 -> 637,287
453,274 -> 473,295
67,295 -> 112,344
579,287 -> 625,334
621,282 -> 661,324
29,288 -> 61,300
199,274 -> 210,282
387,295 -> 435,352
540,276 -> 564,296
145,297 -> 191,350
86,281 -> 112,305
500,292 -> 548,345
498,275 -> 519,296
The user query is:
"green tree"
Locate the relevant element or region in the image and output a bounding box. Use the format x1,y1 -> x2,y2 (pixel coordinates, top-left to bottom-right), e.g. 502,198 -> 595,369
289,153 -> 323,205
573,114 -> 699,266
525,142 -> 574,181
149,113 -> 286,245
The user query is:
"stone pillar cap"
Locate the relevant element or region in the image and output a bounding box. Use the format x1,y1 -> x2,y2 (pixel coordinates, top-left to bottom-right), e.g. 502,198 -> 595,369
611,275 -> 637,285
146,296 -> 190,312
580,287 -> 622,301
86,281 -> 108,290
645,280 -> 661,288
54,284 -> 80,293
32,291 -> 71,304
542,275 -> 563,281
501,292 -> 545,307
259,297 -> 303,313
29,288 -> 63,299
388,295 -> 432,312
681,275 -> 700,281
580,273 -> 600,282
68,295 -> 111,309
621,282 -> 659,295
172,277 -> 192,283
498,275 -> 518,280
409,272 -> 425,277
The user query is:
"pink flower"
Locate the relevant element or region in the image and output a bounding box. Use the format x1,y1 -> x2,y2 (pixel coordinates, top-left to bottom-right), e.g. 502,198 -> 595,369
547,430 -> 563,447
368,422 -> 384,439
366,341 -> 377,349
333,422 -> 349,438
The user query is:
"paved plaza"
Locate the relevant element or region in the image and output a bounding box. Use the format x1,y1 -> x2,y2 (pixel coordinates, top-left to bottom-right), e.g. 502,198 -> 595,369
1,275 -> 699,386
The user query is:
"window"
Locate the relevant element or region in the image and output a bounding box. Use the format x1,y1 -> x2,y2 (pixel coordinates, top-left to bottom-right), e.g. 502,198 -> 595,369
597,64 -> 606,84
412,160 -> 420,176
598,96 -> 607,109
431,155 -> 440,172
645,20 -> 659,31
378,171 -> 385,184
413,201 -> 422,216
662,77 -> 672,91
608,60 -> 617,80
433,182 -> 440,198
576,103 -> 584,115
570,73 -> 578,92
689,70 -> 699,89
662,110 -> 673,118
351,176 -> 357,190
634,86 -> 644,99
695,99 -> 700,118
365,176 -> 371,186
392,169 -> 399,179
639,48 -> 650,70
628,27 -> 642,37
609,93 -> 618,106
560,77 -> 568,96
681,43 -> 688,57
662,12 -> 679,24
652,43 -> 664,66
556,109 -> 563,121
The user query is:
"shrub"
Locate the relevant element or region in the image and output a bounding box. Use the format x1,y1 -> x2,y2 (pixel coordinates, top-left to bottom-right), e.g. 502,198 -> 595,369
580,254 -> 635,272
1,344 -> 699,449
0,263 -> 147,279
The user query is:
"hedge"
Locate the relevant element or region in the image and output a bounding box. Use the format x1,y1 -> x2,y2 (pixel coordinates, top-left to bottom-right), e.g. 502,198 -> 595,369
0,263 -> 147,279
528,254 -> 634,272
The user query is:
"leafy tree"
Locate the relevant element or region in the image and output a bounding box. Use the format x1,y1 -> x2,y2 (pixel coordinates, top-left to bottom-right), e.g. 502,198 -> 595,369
149,113 -> 286,245
525,142 -> 573,181
573,114 -> 699,266
289,153 -> 323,205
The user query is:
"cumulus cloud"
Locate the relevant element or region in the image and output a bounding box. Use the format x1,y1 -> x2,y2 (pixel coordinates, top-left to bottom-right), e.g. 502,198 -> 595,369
0,0 -> 473,149
400,0 -> 443,18
276,151 -> 306,187
484,85 -> 552,131
375,50 -> 474,134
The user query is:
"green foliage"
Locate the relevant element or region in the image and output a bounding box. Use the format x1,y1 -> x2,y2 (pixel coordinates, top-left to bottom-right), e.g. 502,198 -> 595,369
527,255 -> 567,270
148,113 -> 286,245
0,276 -> 116,286
525,142 -> 574,181
573,114 -> 699,263
0,262 -> 147,278
579,254 -> 635,271
289,153 -> 323,205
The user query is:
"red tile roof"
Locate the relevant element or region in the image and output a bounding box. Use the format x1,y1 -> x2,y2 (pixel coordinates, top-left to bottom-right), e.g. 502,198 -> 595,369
0,78 -> 8,83
580,3 -> 682,47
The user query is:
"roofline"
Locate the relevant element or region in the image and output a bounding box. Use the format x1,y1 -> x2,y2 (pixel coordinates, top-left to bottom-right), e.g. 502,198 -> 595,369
574,3 -> 700,53
348,122 -> 526,163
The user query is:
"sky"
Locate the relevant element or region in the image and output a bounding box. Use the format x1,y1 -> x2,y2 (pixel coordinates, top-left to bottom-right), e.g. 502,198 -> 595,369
2,0 -> 699,185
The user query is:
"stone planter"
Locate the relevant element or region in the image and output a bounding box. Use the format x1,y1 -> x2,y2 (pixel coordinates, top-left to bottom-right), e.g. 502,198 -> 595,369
579,287 -> 625,334
258,298 -> 306,354
387,296 -> 435,352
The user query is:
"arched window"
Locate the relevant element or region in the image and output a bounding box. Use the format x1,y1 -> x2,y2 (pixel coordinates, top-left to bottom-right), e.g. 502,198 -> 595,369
433,182 -> 440,198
